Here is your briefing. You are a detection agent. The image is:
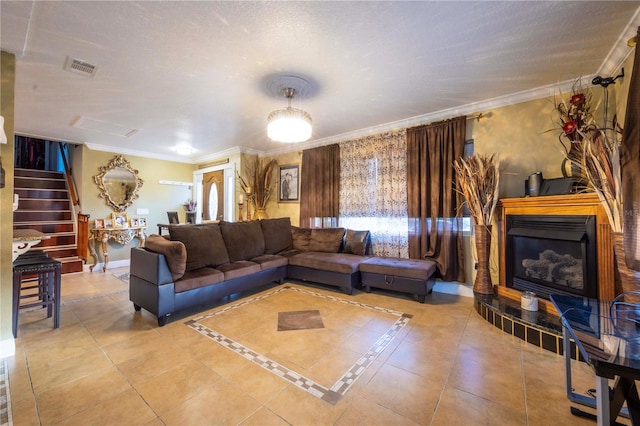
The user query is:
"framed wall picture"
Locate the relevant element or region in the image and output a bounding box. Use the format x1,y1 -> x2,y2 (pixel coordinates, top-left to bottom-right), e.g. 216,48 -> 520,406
278,164 -> 300,203
104,219 -> 114,228
94,218 -> 104,229
139,217 -> 147,227
130,217 -> 140,227
112,212 -> 129,228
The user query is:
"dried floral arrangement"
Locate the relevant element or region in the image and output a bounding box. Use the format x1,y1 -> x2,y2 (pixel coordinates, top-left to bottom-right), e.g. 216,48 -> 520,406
548,79 -> 601,178
237,157 -> 277,210
582,129 -> 623,232
453,154 -> 500,227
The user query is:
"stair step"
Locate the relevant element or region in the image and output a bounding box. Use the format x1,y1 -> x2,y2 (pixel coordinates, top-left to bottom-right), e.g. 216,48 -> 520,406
15,168 -> 65,179
36,235 -> 77,247
14,188 -> 69,199
17,199 -> 71,210
14,177 -> 67,190
14,211 -> 73,221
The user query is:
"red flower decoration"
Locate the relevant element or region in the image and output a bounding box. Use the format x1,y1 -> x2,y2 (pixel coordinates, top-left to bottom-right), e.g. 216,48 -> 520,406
563,121 -> 577,135
570,93 -> 586,106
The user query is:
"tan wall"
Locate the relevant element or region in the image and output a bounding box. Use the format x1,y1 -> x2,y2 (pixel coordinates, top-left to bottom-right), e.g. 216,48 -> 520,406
1,51 -> 16,345
80,148 -> 196,263
265,151 -> 302,226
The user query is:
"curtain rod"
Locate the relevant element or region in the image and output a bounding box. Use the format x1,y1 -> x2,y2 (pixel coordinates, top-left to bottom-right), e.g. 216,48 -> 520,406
467,113 -> 485,122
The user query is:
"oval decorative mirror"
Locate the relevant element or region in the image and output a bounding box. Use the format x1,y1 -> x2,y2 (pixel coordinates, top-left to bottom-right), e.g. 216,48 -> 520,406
94,155 -> 144,212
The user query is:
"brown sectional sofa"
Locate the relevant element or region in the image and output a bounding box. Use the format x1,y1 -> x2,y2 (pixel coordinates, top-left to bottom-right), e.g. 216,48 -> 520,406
129,218 -> 372,326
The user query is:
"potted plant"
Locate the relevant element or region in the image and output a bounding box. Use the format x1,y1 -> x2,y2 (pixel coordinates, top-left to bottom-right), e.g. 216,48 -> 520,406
454,154 -> 500,294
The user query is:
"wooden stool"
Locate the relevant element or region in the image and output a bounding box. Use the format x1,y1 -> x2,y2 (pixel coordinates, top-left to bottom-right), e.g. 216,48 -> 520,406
12,252 -> 62,337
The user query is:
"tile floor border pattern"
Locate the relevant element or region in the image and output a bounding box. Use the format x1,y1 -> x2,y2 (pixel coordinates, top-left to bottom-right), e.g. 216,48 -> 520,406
185,285 -> 413,405
0,359 -> 12,426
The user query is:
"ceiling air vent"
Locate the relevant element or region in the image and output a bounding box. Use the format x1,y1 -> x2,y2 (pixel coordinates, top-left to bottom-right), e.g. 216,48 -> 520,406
64,57 -> 98,77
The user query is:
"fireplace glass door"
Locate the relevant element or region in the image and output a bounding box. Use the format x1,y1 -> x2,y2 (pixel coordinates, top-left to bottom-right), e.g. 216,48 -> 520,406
506,215 -> 597,300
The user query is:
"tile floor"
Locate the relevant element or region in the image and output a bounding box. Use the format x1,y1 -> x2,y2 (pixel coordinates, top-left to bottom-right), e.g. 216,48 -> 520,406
6,267 -> 618,425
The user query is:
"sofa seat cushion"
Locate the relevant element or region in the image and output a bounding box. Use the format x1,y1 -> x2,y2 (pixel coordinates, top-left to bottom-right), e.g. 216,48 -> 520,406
261,218 -> 293,254
144,234 -> 187,281
288,252 -> 364,274
276,248 -> 302,258
308,228 -> 346,252
175,267 -> 224,293
216,260 -> 261,280
220,221 -> 265,261
169,224 -> 230,271
250,254 -> 288,270
359,257 -> 437,281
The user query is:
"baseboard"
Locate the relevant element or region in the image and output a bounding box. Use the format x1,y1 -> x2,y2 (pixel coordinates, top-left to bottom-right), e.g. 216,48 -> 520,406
0,338 -> 15,359
83,259 -> 131,272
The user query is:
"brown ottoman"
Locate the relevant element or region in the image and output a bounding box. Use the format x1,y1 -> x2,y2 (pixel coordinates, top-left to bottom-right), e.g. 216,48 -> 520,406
359,257 -> 437,303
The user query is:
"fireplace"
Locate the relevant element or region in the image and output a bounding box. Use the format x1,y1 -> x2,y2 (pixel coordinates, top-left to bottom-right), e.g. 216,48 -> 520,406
505,214 -> 598,300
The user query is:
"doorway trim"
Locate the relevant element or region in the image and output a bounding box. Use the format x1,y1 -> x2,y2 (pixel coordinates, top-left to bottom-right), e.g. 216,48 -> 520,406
193,161 -> 236,223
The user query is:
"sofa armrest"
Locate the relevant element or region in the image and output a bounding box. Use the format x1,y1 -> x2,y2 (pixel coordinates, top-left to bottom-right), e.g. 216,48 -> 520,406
130,247 -> 174,286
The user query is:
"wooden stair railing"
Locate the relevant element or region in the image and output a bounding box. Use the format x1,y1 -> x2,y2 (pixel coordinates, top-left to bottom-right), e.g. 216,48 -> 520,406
77,213 -> 90,262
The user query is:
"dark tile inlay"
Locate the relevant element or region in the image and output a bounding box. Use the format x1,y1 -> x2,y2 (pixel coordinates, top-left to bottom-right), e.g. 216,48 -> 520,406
278,309 -> 324,331
526,328 -> 541,346
503,318 -> 513,334
541,332 -> 557,353
513,321 -> 525,340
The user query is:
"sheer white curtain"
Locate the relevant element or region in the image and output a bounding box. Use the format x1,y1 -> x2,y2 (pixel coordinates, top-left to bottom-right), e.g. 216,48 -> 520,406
339,130 -> 408,257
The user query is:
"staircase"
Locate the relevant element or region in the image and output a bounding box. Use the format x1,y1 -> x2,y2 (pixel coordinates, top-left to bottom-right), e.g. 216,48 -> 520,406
13,168 -> 84,274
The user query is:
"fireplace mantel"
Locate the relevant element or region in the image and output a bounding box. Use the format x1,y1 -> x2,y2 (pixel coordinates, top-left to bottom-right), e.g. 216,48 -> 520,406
498,193 -> 614,312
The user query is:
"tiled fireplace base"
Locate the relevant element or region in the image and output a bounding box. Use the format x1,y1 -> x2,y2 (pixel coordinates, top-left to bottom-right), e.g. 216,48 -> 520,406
474,294 -> 584,362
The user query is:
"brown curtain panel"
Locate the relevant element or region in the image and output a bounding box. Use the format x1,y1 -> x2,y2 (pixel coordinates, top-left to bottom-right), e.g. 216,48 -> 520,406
622,26 -> 640,271
299,144 -> 340,228
407,116 -> 466,281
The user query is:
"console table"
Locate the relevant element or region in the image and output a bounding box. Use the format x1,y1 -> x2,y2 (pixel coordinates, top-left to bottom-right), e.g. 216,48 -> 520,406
551,293 -> 640,425
89,226 -> 147,272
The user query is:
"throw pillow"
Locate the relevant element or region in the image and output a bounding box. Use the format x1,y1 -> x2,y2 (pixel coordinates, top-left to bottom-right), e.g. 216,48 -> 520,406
343,229 -> 372,256
260,217 -> 293,254
220,220 -> 265,261
144,234 -> 187,281
291,226 -> 311,251
308,228 -> 345,253
169,224 -> 230,271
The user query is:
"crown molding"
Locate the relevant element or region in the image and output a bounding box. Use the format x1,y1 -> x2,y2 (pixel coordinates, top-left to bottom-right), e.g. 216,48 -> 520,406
597,7 -> 640,77
84,142 -> 195,164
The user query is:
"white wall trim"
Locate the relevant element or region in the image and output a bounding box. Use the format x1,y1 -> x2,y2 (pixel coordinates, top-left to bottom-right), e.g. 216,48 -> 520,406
83,258 -> 130,272
0,338 -> 15,359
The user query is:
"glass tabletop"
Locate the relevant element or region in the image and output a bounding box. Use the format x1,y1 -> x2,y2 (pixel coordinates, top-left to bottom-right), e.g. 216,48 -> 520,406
551,294 -> 640,379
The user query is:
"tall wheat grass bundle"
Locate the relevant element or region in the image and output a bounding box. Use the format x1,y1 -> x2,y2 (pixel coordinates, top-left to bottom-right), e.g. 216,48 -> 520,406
582,131 -> 623,232
238,158 -> 277,209
454,154 -> 500,227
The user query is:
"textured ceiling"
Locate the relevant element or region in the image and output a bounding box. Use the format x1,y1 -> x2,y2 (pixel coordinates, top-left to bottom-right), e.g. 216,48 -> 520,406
1,1 -> 639,163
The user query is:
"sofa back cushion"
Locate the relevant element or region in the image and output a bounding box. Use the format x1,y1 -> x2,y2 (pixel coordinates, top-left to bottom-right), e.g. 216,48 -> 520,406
144,234 -> 187,281
169,224 -> 230,271
308,227 -> 346,253
291,226 -> 311,251
343,229 -> 372,256
260,217 -> 293,254
220,220 -> 265,261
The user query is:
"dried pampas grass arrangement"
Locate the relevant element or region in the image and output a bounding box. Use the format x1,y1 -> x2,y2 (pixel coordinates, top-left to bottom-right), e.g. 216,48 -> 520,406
582,130 -> 623,232
454,154 -> 500,226
238,157 -> 277,209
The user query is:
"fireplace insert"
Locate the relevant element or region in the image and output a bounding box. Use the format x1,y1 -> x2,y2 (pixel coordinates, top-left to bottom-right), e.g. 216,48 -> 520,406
505,215 -> 597,300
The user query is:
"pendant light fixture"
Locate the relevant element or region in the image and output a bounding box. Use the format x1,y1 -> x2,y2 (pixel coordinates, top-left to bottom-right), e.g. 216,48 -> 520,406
267,78 -> 313,143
